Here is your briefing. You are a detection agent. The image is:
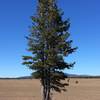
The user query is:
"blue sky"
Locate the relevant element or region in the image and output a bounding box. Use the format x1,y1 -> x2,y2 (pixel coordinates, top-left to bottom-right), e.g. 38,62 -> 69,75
0,0 -> 100,77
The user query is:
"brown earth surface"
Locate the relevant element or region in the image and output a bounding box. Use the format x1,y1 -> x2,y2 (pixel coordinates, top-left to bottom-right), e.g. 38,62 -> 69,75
0,78 -> 100,100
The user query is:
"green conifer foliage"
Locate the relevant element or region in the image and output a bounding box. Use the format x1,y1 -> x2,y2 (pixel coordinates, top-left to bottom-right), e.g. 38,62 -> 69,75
22,0 -> 77,100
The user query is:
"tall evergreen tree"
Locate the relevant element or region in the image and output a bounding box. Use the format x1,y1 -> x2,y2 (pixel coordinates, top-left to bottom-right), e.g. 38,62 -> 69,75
22,0 -> 77,100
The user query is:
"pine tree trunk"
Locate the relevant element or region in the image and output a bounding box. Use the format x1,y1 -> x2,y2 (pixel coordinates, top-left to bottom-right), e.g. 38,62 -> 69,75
46,68 -> 51,100
42,78 -> 46,100
42,69 -> 46,100
42,69 -> 51,100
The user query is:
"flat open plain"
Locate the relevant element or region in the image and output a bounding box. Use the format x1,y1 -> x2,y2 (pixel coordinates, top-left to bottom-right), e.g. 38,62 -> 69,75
0,78 -> 100,100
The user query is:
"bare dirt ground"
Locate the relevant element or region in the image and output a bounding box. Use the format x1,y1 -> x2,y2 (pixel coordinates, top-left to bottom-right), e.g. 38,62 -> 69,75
0,78 -> 100,100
